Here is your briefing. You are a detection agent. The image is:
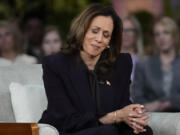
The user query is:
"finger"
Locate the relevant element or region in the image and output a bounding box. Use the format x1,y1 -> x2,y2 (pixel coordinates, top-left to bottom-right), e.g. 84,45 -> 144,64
131,118 -> 148,127
129,112 -> 143,118
134,128 -> 147,134
132,112 -> 149,118
134,130 -> 140,134
137,114 -> 149,123
130,104 -> 144,109
135,108 -> 145,114
133,123 -> 147,133
132,122 -> 145,132
141,114 -> 150,121
133,128 -> 142,134
129,123 -> 138,132
130,122 -> 145,134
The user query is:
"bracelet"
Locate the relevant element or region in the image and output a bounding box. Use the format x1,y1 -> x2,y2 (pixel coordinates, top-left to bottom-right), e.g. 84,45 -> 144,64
114,111 -> 117,123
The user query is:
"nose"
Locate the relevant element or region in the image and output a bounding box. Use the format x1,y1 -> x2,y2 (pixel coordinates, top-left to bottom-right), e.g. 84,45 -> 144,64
95,32 -> 103,43
0,35 -> 6,43
157,33 -> 165,41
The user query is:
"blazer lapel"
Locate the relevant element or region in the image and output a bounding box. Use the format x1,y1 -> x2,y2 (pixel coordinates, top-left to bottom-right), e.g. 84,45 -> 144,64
169,57 -> 180,94
149,56 -> 165,97
99,80 -> 115,112
68,56 -> 96,112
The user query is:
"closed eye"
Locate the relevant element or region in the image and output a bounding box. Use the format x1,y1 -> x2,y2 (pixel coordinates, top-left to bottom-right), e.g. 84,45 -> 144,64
103,31 -> 110,38
92,28 -> 99,34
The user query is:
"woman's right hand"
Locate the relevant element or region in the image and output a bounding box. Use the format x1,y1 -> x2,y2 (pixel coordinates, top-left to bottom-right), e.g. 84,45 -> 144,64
116,104 -> 149,134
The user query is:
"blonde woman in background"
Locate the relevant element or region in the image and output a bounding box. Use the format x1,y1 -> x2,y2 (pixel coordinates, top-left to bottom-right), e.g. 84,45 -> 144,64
121,15 -> 144,81
132,16 -> 180,112
0,21 -> 37,65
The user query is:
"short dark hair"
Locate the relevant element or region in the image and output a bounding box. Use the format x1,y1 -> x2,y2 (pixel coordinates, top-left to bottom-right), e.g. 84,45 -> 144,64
42,25 -> 62,42
63,3 -> 123,78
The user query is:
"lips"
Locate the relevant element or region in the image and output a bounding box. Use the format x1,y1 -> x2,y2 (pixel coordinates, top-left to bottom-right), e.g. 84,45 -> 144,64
91,44 -> 101,50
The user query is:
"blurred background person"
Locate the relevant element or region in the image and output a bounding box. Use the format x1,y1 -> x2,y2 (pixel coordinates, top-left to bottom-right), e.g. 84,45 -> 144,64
41,26 -> 62,57
132,16 -> 180,112
0,21 -> 37,65
21,10 -> 44,62
121,15 -> 144,81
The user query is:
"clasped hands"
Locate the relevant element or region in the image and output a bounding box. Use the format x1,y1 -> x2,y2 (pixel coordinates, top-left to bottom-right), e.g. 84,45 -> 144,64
99,104 -> 149,134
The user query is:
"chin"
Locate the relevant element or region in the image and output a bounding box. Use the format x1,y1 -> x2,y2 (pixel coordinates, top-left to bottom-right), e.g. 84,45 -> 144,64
89,54 -> 100,58
88,52 -> 101,58
160,48 -> 171,52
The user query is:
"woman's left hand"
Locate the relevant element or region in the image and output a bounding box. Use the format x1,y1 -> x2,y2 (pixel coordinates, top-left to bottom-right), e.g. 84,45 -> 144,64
130,113 -> 149,134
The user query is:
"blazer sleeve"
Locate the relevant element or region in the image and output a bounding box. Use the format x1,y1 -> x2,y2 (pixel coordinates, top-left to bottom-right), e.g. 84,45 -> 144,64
39,57 -> 99,133
122,53 -> 133,106
132,60 -> 148,103
116,53 -> 133,107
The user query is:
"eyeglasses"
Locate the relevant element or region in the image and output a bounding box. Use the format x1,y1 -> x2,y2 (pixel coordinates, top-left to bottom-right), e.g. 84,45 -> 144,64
0,31 -> 12,40
123,28 -> 137,35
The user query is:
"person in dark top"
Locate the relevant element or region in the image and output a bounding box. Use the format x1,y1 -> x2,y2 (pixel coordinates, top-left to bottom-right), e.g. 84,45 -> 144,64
39,4 -> 153,135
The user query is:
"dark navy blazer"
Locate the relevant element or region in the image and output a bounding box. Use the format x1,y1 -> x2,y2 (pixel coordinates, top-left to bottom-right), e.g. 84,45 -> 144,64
39,52 -> 132,133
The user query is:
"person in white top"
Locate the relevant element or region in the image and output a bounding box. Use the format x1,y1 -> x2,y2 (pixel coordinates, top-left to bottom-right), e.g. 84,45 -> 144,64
0,20 -> 37,66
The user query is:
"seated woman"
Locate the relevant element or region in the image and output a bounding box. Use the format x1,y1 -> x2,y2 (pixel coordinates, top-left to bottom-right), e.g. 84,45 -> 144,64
121,15 -> 144,81
41,26 -> 63,56
132,16 -> 180,112
0,21 -> 37,65
38,25 -> 63,63
39,4 -> 153,135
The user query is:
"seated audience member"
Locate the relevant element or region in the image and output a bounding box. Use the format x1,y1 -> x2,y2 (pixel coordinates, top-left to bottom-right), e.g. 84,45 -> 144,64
21,10 -> 44,62
41,26 -> 62,56
121,15 -> 144,81
0,21 -> 37,65
39,4 -> 153,135
132,16 -> 180,112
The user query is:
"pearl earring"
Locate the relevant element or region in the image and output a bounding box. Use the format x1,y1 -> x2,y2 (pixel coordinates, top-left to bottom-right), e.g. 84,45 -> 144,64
106,45 -> 110,49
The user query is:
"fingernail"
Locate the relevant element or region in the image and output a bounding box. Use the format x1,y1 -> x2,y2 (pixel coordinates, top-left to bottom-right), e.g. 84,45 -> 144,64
141,105 -> 144,108
138,110 -> 142,113
129,113 -> 133,116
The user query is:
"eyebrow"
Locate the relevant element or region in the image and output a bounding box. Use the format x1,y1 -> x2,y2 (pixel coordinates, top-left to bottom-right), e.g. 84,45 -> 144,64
92,26 -> 111,33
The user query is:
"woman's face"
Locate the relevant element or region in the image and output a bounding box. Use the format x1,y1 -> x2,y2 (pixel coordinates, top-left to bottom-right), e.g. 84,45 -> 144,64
82,15 -> 113,57
154,23 -> 174,52
122,19 -> 137,48
0,27 -> 15,51
42,31 -> 62,56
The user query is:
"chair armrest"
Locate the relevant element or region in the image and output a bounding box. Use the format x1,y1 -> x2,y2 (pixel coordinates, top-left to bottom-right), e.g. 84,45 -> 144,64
38,124 -> 59,135
148,112 -> 180,135
0,123 -> 38,135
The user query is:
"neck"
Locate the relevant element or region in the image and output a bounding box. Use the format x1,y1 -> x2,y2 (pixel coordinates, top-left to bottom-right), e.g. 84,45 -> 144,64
160,48 -> 175,70
80,51 -> 100,70
1,50 -> 17,61
160,48 -> 175,60
121,46 -> 135,56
